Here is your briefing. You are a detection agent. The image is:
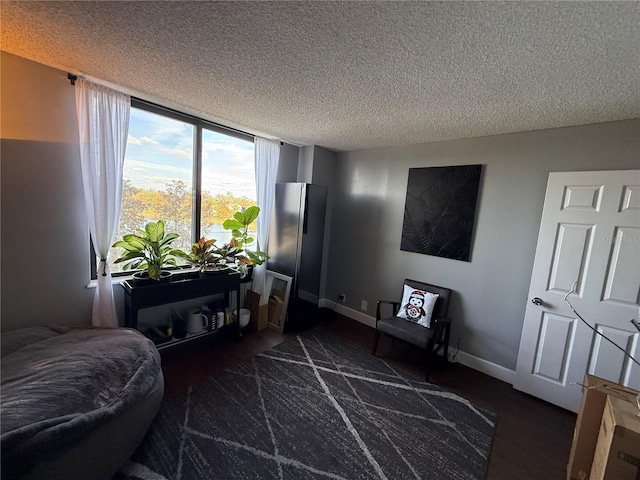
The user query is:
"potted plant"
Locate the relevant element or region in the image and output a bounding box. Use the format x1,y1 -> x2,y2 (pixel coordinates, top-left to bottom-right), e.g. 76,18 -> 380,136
222,206 -> 268,279
112,220 -> 188,285
185,236 -> 229,275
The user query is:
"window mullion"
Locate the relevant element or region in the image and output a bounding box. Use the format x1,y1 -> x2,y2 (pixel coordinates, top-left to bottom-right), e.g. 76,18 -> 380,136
193,125 -> 203,242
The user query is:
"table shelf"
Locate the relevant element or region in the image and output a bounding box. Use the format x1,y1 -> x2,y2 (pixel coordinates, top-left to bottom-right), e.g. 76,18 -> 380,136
122,270 -> 242,345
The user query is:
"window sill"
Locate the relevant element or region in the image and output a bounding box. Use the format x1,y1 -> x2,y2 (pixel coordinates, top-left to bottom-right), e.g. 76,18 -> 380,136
86,275 -> 135,289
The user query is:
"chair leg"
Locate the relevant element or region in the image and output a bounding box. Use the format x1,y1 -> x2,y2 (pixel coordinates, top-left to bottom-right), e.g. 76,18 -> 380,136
442,322 -> 451,363
372,329 -> 380,356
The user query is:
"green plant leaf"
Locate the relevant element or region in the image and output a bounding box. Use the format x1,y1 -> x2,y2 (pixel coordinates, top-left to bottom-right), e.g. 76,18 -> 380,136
113,251 -> 145,264
159,232 -> 179,247
112,239 -> 138,251
145,220 -> 165,243
247,250 -> 268,265
122,258 -> 143,270
170,249 -> 191,262
121,234 -> 148,250
223,219 -> 243,230
243,206 -> 260,224
147,264 -> 160,280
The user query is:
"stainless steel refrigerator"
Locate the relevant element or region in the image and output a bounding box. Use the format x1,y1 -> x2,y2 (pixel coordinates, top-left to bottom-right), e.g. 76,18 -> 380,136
267,182 -> 327,331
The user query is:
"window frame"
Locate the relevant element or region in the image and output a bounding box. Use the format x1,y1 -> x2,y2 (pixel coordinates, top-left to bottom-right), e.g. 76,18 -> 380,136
90,97 -> 255,280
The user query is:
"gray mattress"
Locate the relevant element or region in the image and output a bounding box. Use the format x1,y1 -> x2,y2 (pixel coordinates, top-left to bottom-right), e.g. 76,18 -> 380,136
1,326 -> 164,479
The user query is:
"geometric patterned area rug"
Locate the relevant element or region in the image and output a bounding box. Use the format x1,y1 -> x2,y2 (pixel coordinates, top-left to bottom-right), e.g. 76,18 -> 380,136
114,330 -> 496,480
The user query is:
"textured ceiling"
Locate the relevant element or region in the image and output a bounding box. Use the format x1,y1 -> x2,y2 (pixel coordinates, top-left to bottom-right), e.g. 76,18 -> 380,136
2,1 -> 639,152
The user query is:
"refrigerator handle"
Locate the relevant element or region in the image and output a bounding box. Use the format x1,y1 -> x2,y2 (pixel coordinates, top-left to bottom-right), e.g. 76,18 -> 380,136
302,185 -> 309,234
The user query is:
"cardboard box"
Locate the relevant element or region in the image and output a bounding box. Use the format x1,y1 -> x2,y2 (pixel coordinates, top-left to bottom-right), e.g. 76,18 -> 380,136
589,395 -> 640,480
244,289 -> 268,331
567,375 -> 639,480
267,292 -> 285,331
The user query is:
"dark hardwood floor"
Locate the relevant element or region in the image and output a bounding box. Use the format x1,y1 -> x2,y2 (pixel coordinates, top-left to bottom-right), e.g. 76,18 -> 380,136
160,308 -> 576,480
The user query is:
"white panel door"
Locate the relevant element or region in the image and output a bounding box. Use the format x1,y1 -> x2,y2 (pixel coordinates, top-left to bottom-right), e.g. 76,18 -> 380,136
513,170 -> 640,413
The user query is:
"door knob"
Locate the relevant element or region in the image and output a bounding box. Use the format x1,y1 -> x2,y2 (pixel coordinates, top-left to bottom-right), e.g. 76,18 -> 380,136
531,297 -> 543,306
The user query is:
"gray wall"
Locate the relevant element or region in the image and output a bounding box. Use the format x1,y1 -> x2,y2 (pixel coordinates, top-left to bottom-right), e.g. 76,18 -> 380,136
326,120 -> 640,371
276,142 -> 299,182
1,52 -> 301,331
310,146 -> 337,302
1,51 -> 94,330
297,146 -> 314,182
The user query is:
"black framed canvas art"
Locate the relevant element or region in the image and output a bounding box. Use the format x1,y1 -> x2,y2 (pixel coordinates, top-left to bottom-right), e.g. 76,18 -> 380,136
401,165 -> 482,262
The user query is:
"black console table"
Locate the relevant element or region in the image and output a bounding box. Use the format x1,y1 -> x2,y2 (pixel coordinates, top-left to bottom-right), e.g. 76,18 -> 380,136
122,270 -> 241,345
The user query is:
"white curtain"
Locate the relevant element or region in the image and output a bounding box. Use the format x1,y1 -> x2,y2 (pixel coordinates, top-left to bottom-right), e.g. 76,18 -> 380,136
254,137 -> 280,297
75,79 -> 130,328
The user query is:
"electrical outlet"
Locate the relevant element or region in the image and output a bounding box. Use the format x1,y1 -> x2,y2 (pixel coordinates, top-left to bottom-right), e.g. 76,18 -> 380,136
338,293 -> 346,303
361,300 -> 368,311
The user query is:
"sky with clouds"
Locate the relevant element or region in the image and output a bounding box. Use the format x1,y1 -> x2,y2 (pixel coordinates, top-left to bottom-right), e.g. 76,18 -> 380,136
124,107 -> 256,200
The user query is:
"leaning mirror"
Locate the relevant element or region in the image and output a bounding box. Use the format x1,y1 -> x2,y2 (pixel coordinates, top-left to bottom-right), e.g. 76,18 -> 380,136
264,270 -> 292,333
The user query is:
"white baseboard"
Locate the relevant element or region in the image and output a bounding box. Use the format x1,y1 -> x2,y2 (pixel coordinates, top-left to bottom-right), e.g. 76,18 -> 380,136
298,290 -> 319,304
317,298 -> 335,309
318,299 -> 377,327
320,297 -> 516,385
454,350 -> 515,385
336,304 -> 377,327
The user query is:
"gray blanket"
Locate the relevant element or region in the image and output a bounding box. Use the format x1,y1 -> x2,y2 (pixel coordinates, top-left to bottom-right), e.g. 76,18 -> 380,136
1,326 -> 162,478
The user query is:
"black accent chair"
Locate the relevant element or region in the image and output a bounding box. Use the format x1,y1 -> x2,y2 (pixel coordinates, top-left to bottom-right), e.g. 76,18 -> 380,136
372,279 -> 452,381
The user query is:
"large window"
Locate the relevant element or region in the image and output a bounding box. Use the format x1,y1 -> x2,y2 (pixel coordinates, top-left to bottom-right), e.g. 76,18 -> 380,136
102,100 -> 256,276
